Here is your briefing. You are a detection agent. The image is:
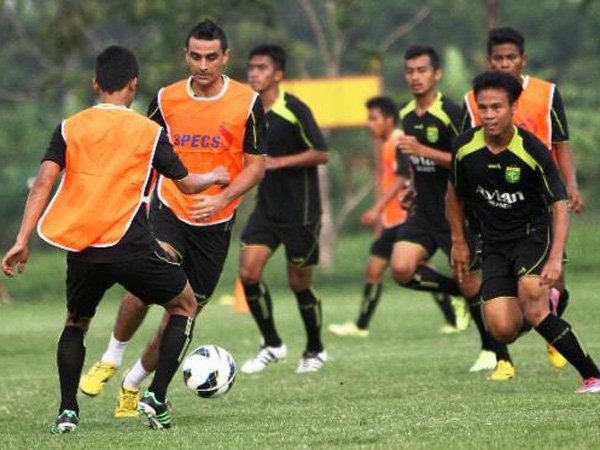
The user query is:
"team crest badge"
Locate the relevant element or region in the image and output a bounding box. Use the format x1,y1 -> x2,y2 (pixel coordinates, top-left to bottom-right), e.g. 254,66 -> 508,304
505,166 -> 521,184
426,126 -> 439,143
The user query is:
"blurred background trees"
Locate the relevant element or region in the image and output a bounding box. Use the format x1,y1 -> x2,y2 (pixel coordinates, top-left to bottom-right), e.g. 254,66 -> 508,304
2,0 -> 600,270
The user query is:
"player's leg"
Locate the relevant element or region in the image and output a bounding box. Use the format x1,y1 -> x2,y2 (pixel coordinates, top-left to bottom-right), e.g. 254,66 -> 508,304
518,275 -> 600,392
53,259 -> 115,434
545,259 -> 570,368
79,240 -> 181,397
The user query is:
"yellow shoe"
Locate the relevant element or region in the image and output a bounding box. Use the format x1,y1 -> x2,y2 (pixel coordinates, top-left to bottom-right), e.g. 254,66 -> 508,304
114,386 -> 140,418
452,297 -> 470,331
547,343 -> 568,368
328,322 -> 369,337
80,361 -> 117,396
488,360 -> 515,381
439,324 -> 461,334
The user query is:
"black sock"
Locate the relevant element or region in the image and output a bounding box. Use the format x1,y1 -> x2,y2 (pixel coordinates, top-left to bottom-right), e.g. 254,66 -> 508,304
432,292 -> 456,326
295,288 -> 323,353
356,283 -> 383,330
557,288 -> 570,317
148,315 -> 194,402
466,295 -> 512,363
402,265 -> 462,296
244,282 -> 282,347
535,314 -> 600,379
57,326 -> 86,414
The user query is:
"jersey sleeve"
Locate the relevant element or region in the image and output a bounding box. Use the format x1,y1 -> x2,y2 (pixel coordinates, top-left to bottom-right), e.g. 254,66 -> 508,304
395,147 -> 412,178
550,88 -> 569,143
459,100 -> 474,134
42,123 -> 66,169
533,138 -> 568,204
147,94 -> 167,129
243,96 -> 267,155
449,137 -> 467,197
152,129 -> 188,180
292,100 -> 328,151
445,101 -> 463,139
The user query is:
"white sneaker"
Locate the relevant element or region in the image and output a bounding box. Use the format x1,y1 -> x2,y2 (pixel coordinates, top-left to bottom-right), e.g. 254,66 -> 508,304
296,350 -> 327,373
241,344 -> 288,374
469,350 -> 497,372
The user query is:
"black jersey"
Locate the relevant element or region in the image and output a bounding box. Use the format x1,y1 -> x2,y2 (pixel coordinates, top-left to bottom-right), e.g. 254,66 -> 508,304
258,91 -> 327,226
399,93 -> 461,227
450,126 -> 567,242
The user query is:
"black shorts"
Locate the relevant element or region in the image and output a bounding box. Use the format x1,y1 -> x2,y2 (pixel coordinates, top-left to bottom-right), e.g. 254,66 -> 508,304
151,203 -> 232,304
371,224 -> 403,260
66,243 -> 187,320
241,204 -> 320,268
481,227 -> 551,302
394,214 -> 480,269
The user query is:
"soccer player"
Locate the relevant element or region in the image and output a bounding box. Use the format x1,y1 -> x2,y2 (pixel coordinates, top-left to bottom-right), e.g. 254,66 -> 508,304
79,20 -> 266,416
389,45 -> 512,378
238,44 -> 329,374
328,96 -> 469,337
461,27 -> 579,367
1,46 -> 231,433
448,71 -> 600,393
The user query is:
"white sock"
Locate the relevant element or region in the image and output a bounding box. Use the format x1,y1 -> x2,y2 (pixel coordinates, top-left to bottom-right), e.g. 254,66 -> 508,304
101,333 -> 129,367
123,358 -> 151,391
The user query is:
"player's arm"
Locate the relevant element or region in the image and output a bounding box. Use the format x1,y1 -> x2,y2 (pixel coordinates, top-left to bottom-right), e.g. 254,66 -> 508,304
537,144 -> 570,286
152,130 -> 229,194
266,99 -> 328,170
397,135 -> 452,167
190,96 -> 267,220
2,161 -> 61,276
147,93 -> 168,129
551,88 -> 583,213
446,148 -> 470,283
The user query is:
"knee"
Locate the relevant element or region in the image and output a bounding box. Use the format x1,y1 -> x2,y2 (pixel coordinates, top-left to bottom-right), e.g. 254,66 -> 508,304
488,322 -> 520,344
165,285 -> 198,317
65,313 -> 91,331
523,305 -> 548,328
239,265 -> 262,286
391,263 -> 414,285
288,271 -> 311,293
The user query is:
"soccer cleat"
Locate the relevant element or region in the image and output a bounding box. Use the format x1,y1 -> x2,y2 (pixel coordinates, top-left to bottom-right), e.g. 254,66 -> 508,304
115,386 -> 140,418
452,297 -> 470,331
327,322 -> 369,337
439,324 -> 461,334
575,377 -> 600,393
80,361 -> 117,397
51,409 -> 79,435
488,360 -> 515,381
296,350 -> 327,373
469,350 -> 497,372
138,391 -> 171,429
241,343 -> 288,374
546,343 -> 568,369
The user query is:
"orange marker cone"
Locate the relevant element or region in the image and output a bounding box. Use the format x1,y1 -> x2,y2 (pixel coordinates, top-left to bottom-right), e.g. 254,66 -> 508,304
232,277 -> 249,313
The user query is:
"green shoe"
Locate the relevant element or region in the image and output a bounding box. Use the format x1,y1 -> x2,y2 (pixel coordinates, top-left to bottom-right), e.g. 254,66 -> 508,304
51,409 -> 79,434
138,391 -> 171,429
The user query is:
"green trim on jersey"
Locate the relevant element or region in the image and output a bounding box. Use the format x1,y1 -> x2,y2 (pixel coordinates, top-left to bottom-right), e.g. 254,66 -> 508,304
506,128 -> 538,171
271,91 -> 314,148
399,100 -> 416,120
399,93 -> 457,133
456,128 -> 486,161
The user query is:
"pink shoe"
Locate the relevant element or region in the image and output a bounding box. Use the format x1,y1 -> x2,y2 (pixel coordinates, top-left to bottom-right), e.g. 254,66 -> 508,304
549,288 -> 560,316
575,378 -> 600,393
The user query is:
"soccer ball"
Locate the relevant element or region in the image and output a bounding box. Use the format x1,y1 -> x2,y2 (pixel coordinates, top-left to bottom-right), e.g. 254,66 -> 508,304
182,345 -> 237,398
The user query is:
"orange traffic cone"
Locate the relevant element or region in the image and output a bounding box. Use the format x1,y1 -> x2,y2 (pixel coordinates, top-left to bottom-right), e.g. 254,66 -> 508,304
232,277 -> 249,313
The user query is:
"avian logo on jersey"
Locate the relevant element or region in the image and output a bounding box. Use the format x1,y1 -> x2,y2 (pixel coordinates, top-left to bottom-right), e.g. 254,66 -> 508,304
410,155 -> 436,173
476,185 -> 525,209
505,166 -> 521,184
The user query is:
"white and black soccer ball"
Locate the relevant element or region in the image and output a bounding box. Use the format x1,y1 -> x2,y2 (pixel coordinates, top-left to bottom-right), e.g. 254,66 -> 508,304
182,345 -> 237,399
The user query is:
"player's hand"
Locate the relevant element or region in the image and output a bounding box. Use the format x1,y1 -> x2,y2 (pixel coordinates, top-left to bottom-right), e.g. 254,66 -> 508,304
450,239 -> 471,284
360,208 -> 379,227
211,165 -> 231,186
2,242 -> 29,277
190,193 -> 227,222
397,135 -> 422,156
540,256 -> 562,286
400,187 -> 416,210
567,186 -> 584,214
265,157 -> 282,171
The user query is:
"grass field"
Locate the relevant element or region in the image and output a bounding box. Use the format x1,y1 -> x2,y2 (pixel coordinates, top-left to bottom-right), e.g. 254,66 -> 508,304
2,219 -> 600,449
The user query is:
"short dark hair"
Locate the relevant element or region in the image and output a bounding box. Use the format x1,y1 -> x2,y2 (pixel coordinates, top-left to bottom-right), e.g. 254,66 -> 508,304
186,19 -> 228,51
404,44 -> 440,70
95,46 -> 138,94
487,27 -> 525,55
473,71 -> 523,104
366,96 -> 399,125
249,44 -> 287,71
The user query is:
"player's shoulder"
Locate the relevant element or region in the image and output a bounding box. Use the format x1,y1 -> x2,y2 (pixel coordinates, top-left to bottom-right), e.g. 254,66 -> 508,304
399,99 -> 416,120
227,77 -> 258,97
453,127 -> 486,158
282,92 -> 312,115
517,126 -> 549,156
527,75 -> 556,90
439,95 -> 461,115
161,78 -> 189,93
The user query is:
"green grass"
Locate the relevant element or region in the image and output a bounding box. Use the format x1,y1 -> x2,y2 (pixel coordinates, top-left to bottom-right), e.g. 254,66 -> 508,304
2,222 -> 600,449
